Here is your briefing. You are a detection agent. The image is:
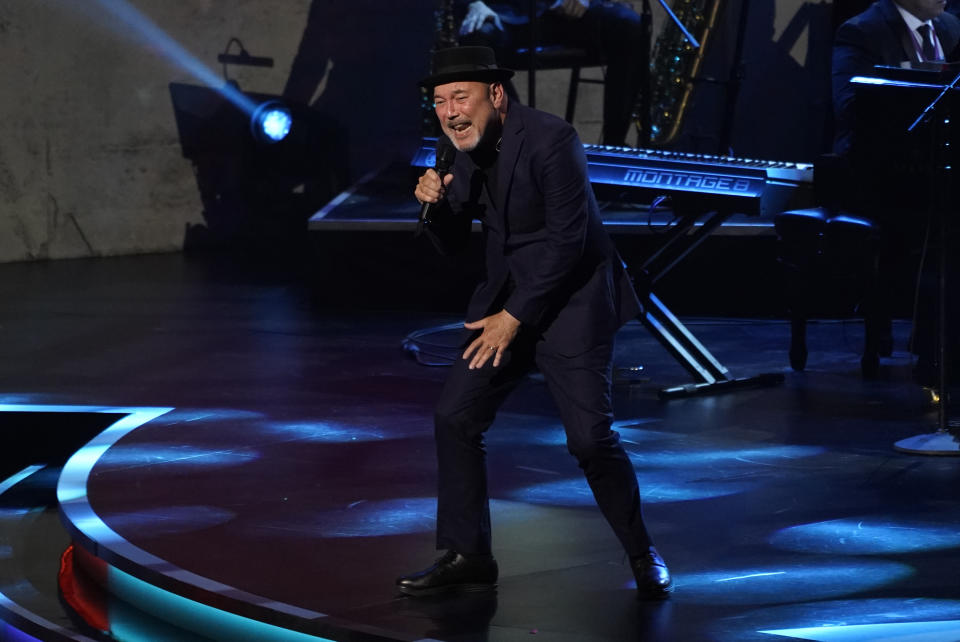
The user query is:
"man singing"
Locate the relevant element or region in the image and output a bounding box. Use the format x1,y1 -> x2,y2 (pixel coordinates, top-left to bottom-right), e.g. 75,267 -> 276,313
396,46 -> 671,600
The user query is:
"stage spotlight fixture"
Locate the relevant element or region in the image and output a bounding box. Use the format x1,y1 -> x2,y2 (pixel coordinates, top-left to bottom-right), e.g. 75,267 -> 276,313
250,101 -> 292,144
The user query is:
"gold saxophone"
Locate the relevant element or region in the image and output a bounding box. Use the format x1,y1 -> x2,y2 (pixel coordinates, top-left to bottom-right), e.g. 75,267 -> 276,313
646,0 -> 725,146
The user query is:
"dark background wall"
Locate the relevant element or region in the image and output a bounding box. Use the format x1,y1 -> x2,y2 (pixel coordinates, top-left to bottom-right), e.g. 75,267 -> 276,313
0,1 -> 851,262
684,0 -> 836,158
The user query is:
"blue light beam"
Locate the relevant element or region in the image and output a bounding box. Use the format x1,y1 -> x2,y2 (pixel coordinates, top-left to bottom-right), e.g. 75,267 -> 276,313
729,597 -> 960,638
87,0 -> 257,116
674,560 -> 914,605
770,517 -> 960,555
760,620 -> 960,641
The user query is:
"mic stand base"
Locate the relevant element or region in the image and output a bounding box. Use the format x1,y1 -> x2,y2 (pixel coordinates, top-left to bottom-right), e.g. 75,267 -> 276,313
894,430 -> 960,455
659,372 -> 785,400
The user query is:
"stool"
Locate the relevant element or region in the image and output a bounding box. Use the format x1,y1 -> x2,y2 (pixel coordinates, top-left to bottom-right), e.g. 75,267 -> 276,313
457,2 -> 606,125
775,207 -> 889,377
501,44 -> 604,123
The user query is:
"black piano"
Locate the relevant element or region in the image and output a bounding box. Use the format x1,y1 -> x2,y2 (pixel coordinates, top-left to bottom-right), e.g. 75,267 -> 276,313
848,69 -> 959,215
842,66 -> 960,450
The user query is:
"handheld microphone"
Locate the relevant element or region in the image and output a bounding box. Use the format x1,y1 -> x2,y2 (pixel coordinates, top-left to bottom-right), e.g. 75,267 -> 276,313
419,136 -> 456,226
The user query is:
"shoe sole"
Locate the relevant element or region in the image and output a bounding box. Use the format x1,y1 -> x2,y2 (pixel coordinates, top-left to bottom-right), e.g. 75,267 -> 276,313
637,584 -> 673,601
398,582 -> 497,597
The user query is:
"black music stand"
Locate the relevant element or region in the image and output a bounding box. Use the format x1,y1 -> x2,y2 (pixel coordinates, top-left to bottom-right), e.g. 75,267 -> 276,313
894,73 -> 960,455
847,72 -> 960,455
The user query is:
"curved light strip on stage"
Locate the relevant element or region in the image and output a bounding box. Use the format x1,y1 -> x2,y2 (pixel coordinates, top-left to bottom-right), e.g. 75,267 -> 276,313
52,404 -> 345,641
105,564 -> 331,642
769,516 -> 960,555
0,593 -> 68,642
0,462 -> 98,641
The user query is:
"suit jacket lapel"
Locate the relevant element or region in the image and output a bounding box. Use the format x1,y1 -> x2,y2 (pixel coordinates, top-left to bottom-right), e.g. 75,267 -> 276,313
495,104 -> 525,221
933,15 -> 958,57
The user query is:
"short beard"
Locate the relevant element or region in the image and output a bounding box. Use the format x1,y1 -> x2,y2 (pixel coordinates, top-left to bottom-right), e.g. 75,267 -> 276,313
449,132 -> 480,153
460,123 -> 500,155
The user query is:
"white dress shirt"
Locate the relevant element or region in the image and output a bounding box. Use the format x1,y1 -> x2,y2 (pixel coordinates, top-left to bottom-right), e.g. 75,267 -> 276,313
895,3 -> 945,62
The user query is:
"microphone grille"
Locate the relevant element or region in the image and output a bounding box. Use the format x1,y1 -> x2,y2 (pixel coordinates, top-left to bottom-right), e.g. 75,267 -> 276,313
435,135 -> 456,172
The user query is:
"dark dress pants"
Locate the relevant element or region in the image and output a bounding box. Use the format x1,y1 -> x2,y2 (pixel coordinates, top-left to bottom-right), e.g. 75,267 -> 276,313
434,330 -> 652,557
460,0 -> 647,146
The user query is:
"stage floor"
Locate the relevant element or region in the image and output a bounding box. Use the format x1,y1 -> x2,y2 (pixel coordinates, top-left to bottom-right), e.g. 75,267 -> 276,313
0,254 -> 959,641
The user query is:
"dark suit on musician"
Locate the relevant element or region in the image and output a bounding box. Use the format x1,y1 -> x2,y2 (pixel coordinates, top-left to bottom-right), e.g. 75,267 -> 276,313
831,1 -> 960,381
424,101 -> 651,557
832,0 -> 960,155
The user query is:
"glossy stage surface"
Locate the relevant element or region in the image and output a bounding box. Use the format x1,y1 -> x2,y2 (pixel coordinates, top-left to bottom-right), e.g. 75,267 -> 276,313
0,254 -> 958,641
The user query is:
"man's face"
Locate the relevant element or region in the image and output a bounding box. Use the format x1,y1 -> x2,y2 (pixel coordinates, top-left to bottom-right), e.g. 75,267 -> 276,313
899,0 -> 946,21
434,81 -> 502,152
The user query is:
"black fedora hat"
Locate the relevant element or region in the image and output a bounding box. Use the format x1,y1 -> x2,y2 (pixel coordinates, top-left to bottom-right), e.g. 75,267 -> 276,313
419,46 -> 514,88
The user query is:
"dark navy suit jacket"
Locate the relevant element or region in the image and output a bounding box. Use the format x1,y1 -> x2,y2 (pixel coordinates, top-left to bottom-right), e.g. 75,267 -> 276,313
426,102 -> 640,355
832,0 -> 960,154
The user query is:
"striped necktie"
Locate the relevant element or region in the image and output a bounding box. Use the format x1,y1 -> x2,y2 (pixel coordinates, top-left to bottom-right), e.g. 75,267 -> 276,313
918,24 -> 940,62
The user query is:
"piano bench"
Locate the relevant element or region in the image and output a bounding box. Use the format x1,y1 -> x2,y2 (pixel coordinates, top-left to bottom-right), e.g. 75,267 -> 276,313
775,207 -> 889,378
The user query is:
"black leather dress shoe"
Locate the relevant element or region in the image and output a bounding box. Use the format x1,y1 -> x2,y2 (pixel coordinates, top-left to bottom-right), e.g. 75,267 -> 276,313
630,546 -> 672,600
397,550 -> 498,597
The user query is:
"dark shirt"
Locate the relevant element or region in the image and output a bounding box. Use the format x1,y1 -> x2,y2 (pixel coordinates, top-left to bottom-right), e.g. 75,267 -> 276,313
473,145 -> 499,211
469,140 -> 502,228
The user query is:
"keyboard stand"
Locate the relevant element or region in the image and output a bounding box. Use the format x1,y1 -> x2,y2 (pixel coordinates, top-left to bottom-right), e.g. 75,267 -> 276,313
626,208 -> 785,399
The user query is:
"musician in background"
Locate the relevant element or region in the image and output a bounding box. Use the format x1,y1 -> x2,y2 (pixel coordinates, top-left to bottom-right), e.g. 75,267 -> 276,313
832,0 -> 960,155
456,0 -> 646,146
831,0 -> 960,384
